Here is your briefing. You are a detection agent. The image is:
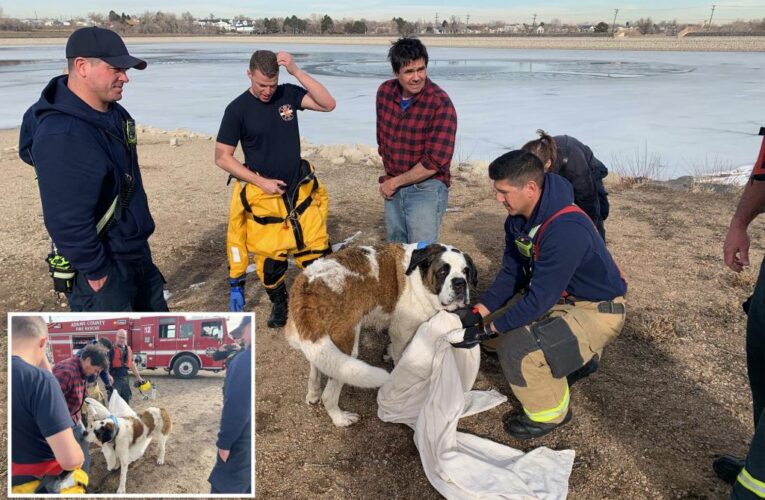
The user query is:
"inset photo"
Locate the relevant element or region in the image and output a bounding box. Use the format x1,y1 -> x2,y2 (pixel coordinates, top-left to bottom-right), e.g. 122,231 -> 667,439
8,312 -> 253,497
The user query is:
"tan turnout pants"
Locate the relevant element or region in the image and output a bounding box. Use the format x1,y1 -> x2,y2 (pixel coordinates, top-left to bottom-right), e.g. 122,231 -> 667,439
492,296 -> 626,424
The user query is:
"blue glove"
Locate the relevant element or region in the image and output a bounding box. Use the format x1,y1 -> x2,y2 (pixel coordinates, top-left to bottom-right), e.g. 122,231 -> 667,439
229,278 -> 245,312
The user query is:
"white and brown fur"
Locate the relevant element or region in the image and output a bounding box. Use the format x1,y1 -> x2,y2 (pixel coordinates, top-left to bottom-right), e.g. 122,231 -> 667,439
285,242 -> 477,427
84,407 -> 172,494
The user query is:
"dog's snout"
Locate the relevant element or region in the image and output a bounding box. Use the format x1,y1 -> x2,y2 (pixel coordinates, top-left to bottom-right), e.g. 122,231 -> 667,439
452,277 -> 467,295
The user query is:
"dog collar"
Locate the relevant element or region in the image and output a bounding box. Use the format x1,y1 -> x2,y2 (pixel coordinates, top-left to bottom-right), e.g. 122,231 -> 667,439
105,415 -> 120,443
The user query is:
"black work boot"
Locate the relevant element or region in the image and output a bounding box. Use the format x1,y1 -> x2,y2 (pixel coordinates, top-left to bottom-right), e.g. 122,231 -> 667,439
266,283 -> 288,328
567,355 -> 600,387
504,410 -> 573,440
713,455 -> 745,484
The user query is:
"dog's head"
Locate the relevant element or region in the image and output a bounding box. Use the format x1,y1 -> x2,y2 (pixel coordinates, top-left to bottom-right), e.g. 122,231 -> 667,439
84,418 -> 117,445
405,243 -> 477,310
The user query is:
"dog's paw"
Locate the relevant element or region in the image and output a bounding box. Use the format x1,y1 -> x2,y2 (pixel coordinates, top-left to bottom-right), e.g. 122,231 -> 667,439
156,457 -> 164,465
445,327 -> 467,343
116,487 -> 126,494
331,411 -> 360,427
305,393 -> 321,405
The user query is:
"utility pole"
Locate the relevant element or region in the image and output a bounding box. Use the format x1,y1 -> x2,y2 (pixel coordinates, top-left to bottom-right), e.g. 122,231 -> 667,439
466,13 -> 470,33
435,12 -> 439,33
532,13 -> 537,28
611,8 -> 619,35
707,4 -> 716,31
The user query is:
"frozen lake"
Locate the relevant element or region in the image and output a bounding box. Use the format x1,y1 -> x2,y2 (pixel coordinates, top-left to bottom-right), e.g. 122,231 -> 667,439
1,42 -> 763,178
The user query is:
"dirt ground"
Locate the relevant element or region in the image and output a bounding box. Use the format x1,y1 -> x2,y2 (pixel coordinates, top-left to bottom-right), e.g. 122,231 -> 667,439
1,126 -> 762,499
87,371 -> 225,494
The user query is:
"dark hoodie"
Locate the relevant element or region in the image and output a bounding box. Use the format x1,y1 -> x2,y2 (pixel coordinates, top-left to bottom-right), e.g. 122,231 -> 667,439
19,75 -> 155,280
481,172 -> 627,333
553,135 -> 609,222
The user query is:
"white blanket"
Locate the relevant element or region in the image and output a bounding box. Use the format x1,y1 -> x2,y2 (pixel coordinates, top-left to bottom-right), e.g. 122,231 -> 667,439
377,311 -> 575,500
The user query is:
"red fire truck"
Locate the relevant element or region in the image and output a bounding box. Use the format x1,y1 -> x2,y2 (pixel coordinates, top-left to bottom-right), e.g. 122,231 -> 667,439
47,316 -> 234,379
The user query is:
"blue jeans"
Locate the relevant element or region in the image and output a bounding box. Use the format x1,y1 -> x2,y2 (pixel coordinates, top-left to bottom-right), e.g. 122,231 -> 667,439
384,179 -> 448,244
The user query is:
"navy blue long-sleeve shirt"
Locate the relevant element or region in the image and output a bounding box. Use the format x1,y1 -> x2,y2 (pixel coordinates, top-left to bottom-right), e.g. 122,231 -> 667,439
481,173 -> 627,333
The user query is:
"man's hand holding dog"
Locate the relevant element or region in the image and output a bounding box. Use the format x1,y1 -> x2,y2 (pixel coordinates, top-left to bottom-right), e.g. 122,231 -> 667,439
218,449 -> 230,462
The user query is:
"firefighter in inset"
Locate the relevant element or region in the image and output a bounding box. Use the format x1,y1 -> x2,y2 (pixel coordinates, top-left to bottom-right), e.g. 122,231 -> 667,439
214,50 -> 336,327
108,329 -> 144,404
208,315 -> 252,493
11,316 -> 87,494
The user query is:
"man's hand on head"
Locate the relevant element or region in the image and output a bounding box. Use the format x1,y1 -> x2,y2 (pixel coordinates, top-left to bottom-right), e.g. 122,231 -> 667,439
276,52 -> 298,75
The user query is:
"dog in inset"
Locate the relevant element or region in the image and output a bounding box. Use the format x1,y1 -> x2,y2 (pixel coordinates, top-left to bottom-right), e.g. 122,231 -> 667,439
84,406 -> 172,494
285,243 -> 476,426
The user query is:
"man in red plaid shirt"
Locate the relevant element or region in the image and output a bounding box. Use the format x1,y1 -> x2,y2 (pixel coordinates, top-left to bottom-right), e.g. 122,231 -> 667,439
376,37 -> 457,244
53,344 -> 109,474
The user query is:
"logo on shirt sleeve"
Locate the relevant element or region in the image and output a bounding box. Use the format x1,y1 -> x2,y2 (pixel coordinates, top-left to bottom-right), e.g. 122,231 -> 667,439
279,104 -> 295,121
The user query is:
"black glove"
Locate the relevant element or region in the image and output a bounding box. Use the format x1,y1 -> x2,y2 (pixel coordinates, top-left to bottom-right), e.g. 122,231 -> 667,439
453,306 -> 484,328
450,323 -> 498,349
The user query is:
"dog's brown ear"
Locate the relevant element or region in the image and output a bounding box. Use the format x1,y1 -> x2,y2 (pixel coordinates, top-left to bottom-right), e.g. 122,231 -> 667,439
464,252 -> 478,288
405,244 -> 444,276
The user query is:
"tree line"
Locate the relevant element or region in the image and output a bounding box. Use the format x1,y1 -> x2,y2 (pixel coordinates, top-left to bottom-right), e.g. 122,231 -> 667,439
1,7 -> 764,36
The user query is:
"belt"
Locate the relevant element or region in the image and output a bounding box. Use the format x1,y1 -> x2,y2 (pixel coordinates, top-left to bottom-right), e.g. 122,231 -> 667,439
556,296 -> 626,314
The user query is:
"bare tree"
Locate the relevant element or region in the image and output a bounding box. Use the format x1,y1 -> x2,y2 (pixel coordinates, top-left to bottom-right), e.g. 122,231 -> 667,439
87,12 -> 106,26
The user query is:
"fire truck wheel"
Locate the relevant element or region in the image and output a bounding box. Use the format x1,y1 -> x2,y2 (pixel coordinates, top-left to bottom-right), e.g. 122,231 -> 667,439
173,355 -> 200,379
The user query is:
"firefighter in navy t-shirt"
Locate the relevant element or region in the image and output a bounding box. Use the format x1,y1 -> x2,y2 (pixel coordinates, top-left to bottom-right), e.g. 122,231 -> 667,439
11,316 -> 86,494
215,50 -> 336,327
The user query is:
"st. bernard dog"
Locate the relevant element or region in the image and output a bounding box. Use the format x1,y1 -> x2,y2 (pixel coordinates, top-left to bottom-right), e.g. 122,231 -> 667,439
285,242 -> 477,427
84,407 -> 172,494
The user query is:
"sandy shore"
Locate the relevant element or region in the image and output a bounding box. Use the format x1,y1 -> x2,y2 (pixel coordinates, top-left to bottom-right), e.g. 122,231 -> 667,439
1,34 -> 764,52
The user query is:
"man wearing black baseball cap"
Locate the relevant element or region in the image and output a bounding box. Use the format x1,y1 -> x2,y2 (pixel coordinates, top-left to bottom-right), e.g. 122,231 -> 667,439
18,27 -> 168,312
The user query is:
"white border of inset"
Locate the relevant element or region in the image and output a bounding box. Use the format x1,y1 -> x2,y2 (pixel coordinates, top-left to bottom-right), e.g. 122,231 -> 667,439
7,311 -> 255,498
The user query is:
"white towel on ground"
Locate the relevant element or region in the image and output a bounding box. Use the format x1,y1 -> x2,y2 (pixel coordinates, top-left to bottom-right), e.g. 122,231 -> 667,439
377,310 -> 575,500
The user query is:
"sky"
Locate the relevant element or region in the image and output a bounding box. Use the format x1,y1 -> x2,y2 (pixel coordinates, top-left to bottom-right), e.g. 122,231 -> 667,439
5,0 -> 765,24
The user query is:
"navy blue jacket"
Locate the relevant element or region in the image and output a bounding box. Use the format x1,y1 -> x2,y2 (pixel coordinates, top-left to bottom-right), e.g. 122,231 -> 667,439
481,173 -> 627,333
209,345 -> 252,493
19,75 -> 155,280
553,135 -> 609,223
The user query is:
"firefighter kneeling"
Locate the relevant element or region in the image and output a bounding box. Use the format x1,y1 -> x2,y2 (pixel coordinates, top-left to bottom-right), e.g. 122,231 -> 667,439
449,150 -> 627,439
227,160 -> 330,327
11,316 -> 89,494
